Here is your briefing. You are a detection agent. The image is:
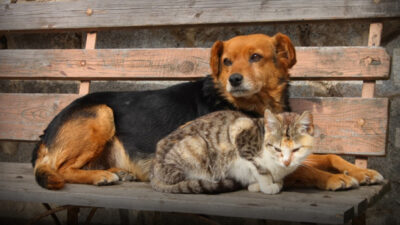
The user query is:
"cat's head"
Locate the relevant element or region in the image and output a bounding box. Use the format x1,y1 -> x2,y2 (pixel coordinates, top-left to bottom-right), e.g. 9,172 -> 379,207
263,109 -> 314,168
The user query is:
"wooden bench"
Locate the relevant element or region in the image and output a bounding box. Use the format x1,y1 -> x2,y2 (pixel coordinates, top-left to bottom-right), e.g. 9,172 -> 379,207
0,1 -> 398,224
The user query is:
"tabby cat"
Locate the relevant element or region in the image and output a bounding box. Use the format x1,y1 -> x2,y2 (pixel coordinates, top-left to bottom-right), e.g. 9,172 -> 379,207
150,109 -> 314,194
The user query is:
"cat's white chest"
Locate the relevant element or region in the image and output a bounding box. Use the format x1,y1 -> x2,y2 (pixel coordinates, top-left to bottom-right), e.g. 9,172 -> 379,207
227,157 -> 257,186
257,152 -> 297,182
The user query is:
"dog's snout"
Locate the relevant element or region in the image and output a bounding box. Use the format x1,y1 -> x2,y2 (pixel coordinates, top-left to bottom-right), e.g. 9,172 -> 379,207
229,74 -> 243,87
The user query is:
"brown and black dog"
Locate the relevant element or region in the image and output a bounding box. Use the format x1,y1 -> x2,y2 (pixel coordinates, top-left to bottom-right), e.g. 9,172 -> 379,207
32,33 -> 383,190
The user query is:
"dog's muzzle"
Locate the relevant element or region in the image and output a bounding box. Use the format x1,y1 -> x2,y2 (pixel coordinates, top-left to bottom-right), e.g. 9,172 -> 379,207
229,73 -> 243,87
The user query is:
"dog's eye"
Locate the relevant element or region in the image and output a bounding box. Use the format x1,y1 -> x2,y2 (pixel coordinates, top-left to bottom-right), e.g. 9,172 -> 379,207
250,53 -> 263,63
223,58 -> 232,66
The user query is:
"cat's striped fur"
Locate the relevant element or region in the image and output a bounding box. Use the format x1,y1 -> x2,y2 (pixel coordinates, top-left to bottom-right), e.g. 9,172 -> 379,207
150,109 -> 314,194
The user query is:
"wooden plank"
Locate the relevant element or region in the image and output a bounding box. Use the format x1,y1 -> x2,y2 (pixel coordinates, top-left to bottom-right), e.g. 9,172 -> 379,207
0,93 -> 78,141
0,163 -> 360,224
84,32 -> 97,49
0,163 -> 390,224
368,23 -> 383,47
0,94 -> 388,156
1,0 -> 399,32
78,32 -> 97,95
290,97 -> 388,156
356,23 -> 384,167
361,81 -> 376,98
0,47 -> 390,80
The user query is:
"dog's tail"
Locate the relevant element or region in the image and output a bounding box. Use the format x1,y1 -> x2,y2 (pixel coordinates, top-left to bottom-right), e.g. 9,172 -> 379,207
33,143 -> 65,190
34,164 -> 65,190
150,176 -> 241,194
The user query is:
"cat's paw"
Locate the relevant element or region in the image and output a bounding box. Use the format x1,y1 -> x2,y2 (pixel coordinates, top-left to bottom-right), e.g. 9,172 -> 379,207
248,183 -> 260,192
325,174 -> 359,191
115,170 -> 137,182
260,183 -> 282,194
346,168 -> 384,185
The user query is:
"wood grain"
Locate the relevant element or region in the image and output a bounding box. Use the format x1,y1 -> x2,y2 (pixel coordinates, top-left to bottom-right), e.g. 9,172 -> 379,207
0,47 -> 390,80
0,93 -> 78,141
78,32 -> 97,95
0,163 -> 388,224
290,97 -> 388,156
356,23 -> 384,167
0,0 -> 399,32
0,94 -> 388,156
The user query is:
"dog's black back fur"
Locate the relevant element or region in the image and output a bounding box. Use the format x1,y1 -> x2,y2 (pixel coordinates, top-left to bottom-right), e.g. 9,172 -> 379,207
32,76 -> 259,165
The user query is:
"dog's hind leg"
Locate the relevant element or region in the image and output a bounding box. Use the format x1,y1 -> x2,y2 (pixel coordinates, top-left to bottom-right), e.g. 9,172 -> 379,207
36,104 -> 122,187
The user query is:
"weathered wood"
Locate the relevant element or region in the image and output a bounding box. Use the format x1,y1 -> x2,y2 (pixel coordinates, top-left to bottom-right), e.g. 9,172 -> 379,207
290,97 -> 388,156
0,93 -> 78,141
0,94 -> 388,156
368,23 -> 383,47
356,23 -> 384,167
0,47 -> 390,80
0,162 -> 389,225
78,81 -> 90,96
1,0 -> 399,32
67,207 -> 79,225
361,81 -> 376,98
78,32 -> 97,95
85,32 -> 97,49
355,156 -> 368,169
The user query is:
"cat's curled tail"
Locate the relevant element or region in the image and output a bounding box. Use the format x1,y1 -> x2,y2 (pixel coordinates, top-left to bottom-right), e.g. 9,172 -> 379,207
150,176 -> 241,194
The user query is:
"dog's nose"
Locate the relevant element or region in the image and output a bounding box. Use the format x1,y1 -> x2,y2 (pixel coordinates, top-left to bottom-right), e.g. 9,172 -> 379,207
229,74 -> 243,87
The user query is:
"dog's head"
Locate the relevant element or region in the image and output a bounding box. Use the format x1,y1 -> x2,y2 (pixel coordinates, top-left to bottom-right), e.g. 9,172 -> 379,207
209,33 -> 296,114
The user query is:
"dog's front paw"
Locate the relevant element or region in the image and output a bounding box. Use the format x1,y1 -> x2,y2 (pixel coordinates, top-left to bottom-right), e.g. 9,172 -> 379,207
346,168 -> 384,185
325,174 -> 359,191
93,171 -> 119,186
260,183 -> 282,194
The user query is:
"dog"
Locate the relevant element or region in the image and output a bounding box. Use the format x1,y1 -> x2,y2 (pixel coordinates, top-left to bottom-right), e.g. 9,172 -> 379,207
32,33 -> 383,190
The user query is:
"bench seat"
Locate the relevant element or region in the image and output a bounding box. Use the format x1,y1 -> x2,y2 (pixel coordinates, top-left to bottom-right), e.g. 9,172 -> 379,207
0,162 -> 390,225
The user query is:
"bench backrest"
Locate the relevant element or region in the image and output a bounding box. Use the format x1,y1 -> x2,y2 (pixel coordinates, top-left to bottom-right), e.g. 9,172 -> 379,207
0,0 -> 397,161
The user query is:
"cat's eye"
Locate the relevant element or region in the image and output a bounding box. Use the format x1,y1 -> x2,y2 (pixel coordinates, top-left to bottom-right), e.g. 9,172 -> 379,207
249,53 -> 263,63
292,147 -> 301,152
223,58 -> 233,66
267,144 -> 281,152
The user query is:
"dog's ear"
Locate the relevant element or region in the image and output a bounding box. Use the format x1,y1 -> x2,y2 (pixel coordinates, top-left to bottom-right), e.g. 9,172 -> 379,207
210,40 -> 224,78
273,33 -> 296,69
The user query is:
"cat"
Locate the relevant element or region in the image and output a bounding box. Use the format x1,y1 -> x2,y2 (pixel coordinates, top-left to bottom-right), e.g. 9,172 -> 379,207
150,109 -> 314,194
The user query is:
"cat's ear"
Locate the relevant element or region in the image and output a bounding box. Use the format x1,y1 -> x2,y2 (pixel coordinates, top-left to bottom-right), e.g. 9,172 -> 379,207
264,109 -> 280,133
296,111 -> 314,136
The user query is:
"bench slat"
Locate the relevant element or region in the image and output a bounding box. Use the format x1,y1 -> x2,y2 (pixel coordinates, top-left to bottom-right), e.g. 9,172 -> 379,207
1,0 -> 399,31
291,98 -> 388,156
0,94 -> 388,156
0,47 -> 390,80
0,93 -> 78,141
0,162 -> 390,224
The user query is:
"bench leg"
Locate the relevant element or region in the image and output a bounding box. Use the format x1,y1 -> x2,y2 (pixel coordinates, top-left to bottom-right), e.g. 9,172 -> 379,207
352,212 -> 366,225
67,207 -> 80,225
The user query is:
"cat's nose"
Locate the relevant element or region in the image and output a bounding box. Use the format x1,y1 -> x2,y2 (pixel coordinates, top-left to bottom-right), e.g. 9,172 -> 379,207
229,73 -> 243,87
283,160 -> 291,167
